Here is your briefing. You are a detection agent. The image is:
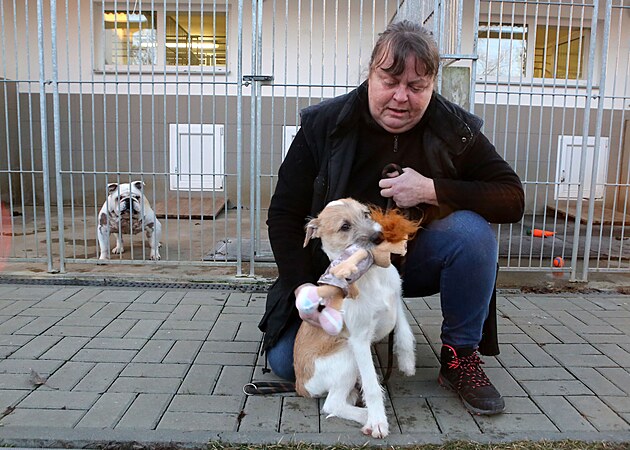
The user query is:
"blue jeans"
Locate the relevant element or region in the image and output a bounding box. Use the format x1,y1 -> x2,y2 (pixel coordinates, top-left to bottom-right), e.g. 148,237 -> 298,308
401,210 -> 498,348
266,210 -> 498,381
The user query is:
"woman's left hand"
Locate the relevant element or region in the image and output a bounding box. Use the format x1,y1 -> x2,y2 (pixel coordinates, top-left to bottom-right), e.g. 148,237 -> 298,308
379,167 -> 438,208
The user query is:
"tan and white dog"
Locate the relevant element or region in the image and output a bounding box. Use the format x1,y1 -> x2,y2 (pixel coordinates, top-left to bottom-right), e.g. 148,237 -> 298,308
294,198 -> 416,439
97,181 -> 162,261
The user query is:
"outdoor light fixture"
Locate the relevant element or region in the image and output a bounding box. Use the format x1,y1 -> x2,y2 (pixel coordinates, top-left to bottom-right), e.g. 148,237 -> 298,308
164,42 -> 219,50
103,12 -> 148,23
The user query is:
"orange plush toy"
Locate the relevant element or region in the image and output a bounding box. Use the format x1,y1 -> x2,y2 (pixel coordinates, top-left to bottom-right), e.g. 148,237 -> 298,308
295,207 -> 420,335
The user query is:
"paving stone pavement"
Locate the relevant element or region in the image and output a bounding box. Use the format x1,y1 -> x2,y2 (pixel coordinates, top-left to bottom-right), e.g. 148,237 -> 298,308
0,282 -> 629,447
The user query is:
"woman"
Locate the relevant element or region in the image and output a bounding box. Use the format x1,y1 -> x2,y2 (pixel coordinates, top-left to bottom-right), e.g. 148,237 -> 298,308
259,20 -> 524,416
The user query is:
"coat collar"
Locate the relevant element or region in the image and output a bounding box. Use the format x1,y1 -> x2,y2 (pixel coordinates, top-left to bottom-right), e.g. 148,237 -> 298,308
428,92 -> 483,156
330,82 -> 368,139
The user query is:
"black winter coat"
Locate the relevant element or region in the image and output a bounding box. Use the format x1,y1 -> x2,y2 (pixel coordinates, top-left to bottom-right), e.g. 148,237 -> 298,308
259,82 -> 524,354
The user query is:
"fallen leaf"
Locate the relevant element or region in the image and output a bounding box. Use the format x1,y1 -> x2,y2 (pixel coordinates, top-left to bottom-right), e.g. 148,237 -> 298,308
28,369 -> 58,389
29,369 -> 47,386
0,406 -> 15,421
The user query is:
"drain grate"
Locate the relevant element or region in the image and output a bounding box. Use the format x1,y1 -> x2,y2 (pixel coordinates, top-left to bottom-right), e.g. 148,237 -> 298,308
0,276 -> 272,292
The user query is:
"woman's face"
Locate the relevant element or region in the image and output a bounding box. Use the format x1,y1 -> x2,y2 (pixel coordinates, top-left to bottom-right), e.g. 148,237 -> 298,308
367,54 -> 434,134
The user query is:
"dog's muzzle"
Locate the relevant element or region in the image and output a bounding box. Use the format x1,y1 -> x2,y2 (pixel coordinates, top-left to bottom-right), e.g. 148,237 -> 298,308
118,197 -> 138,215
370,231 -> 384,246
119,198 -> 130,212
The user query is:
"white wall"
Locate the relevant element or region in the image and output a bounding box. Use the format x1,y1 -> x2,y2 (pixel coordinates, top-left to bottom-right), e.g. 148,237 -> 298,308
2,0 -> 398,98
471,0 -> 629,110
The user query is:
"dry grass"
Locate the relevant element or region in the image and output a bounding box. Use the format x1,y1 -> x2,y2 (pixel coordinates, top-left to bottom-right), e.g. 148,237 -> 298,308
92,440 -> 629,450
207,441 -> 629,450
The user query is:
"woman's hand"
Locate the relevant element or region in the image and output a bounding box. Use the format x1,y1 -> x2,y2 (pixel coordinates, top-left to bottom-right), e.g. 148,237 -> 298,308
379,167 -> 438,207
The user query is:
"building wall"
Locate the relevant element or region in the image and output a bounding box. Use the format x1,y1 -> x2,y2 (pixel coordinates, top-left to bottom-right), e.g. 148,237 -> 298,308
3,89 -> 626,218
8,92 -> 315,208
0,80 -> 22,206
3,0 -> 397,97
481,104 -> 626,214
1,0 -> 627,216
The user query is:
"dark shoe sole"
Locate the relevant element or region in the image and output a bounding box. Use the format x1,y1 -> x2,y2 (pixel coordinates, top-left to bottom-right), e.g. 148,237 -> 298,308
438,374 -> 506,416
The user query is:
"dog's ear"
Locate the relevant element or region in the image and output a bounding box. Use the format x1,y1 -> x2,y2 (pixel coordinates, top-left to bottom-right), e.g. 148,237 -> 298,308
107,183 -> 119,195
132,181 -> 145,191
303,218 -> 319,247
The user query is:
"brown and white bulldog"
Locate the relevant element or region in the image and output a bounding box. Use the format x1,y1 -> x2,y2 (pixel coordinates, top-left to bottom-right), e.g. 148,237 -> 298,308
97,181 -> 162,261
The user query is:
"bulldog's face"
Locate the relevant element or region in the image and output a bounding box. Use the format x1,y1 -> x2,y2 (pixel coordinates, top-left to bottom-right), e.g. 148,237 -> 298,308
106,181 -> 144,218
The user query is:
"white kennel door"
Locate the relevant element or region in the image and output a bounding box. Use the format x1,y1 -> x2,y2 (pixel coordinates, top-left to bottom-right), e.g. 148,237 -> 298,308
555,135 -> 609,200
169,124 -> 225,191
282,125 -> 300,160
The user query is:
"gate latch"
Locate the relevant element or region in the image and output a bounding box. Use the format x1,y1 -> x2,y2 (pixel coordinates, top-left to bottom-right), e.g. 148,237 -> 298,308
243,75 -> 273,86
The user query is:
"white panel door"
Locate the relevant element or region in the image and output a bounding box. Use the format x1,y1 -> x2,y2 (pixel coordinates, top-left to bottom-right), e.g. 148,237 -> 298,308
169,124 -> 224,191
282,125 -> 300,160
555,135 -> 609,200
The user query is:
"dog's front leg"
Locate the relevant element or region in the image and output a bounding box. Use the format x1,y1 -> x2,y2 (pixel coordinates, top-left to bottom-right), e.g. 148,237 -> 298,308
394,300 -> 416,376
348,336 -> 388,438
97,211 -> 111,260
97,226 -> 110,260
145,220 -> 162,260
152,219 -> 162,260
112,233 -> 124,254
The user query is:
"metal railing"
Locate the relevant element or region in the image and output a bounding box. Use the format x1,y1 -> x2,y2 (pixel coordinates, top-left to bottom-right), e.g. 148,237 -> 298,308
0,0 -> 627,281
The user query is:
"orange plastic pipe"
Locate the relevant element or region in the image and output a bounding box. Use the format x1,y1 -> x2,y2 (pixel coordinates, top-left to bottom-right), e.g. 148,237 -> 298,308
526,228 -> 555,237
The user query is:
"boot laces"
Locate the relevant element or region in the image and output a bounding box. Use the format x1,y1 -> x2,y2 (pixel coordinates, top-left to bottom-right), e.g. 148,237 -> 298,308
447,352 -> 492,390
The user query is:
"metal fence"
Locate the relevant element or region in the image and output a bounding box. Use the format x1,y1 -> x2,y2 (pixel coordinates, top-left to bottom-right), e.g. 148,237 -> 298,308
0,0 -> 628,281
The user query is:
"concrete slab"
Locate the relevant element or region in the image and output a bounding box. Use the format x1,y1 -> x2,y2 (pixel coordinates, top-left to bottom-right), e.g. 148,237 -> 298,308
0,281 -> 627,447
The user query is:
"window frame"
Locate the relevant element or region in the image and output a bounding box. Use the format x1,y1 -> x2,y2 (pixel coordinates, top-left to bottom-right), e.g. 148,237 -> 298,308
476,16 -> 596,86
477,22 -> 528,80
532,23 -> 588,81
96,2 -> 229,75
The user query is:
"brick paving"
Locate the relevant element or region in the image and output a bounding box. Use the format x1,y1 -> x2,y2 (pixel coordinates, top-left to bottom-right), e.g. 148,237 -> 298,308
0,282 -> 628,447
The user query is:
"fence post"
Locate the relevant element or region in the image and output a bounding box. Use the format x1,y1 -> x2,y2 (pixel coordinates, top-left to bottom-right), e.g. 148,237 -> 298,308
36,0 -> 55,273
50,0 -> 66,273
235,0 -> 244,276
580,0 -> 613,281
569,0 -> 600,282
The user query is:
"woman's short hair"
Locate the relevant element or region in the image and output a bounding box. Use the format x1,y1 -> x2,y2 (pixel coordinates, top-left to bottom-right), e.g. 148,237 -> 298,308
369,20 -> 440,79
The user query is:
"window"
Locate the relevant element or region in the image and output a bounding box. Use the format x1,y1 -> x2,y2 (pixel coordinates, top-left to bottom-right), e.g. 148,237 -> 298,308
477,22 -> 589,81
478,23 -> 527,78
165,13 -> 226,67
102,7 -> 227,71
534,25 -> 586,80
104,11 -> 157,65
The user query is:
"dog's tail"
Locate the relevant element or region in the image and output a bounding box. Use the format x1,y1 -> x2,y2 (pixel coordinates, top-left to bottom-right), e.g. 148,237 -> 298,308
242,380 -> 296,395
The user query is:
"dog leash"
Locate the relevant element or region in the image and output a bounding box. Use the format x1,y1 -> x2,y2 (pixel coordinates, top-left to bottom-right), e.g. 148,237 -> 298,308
380,163 -> 403,386
381,163 -> 403,213
243,380 -> 296,395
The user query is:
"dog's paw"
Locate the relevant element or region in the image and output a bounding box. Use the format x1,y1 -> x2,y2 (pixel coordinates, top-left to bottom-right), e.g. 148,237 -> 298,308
362,419 -> 389,439
150,252 -> 161,261
112,246 -> 124,255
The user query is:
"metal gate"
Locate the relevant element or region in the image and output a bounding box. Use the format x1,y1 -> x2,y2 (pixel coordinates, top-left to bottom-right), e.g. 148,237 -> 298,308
0,0 -> 628,281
